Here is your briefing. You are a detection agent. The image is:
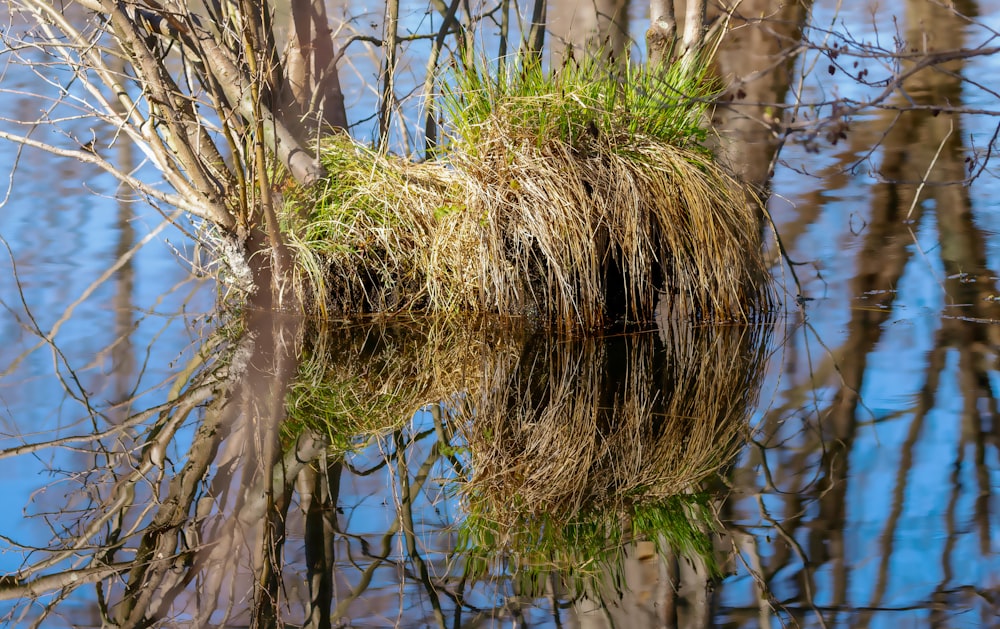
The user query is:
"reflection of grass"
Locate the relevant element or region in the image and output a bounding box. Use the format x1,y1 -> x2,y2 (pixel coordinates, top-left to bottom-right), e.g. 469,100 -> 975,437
283,316 -> 520,453
456,322 -> 772,589
461,325 -> 769,521
459,494 -> 719,591
284,317 -> 771,592
284,54 -> 772,329
285,362 -> 407,453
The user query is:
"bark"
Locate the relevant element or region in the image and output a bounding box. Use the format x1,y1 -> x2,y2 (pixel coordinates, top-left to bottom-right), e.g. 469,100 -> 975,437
377,0 -> 401,151
522,0 -> 547,63
647,0 -> 676,67
0,565 -> 130,602
193,24 -> 326,186
101,0 -> 237,228
81,0 -> 325,189
549,0 -> 630,67
422,0 -> 464,156
681,0 -> 706,58
286,0 -> 349,132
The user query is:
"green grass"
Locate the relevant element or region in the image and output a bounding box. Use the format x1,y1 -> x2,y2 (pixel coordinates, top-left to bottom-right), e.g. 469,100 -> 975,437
439,53 -> 717,159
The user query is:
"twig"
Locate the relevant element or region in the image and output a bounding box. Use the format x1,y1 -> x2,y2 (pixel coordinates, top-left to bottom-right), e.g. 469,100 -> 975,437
905,118 -> 953,220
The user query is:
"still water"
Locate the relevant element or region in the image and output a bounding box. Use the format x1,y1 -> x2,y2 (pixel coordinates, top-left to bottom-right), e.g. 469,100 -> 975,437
1,0 -> 1000,627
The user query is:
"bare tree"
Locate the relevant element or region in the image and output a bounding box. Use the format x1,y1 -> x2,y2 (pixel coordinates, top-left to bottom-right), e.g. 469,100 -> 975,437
0,0 -> 342,311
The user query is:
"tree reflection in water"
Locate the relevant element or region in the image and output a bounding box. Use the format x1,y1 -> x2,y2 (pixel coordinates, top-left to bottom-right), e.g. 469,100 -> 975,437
0,305 -> 774,627
717,2 -> 1000,627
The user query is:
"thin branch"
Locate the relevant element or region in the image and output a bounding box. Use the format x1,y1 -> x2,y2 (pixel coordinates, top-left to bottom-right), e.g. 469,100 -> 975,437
905,118 -> 953,220
0,564 -> 131,602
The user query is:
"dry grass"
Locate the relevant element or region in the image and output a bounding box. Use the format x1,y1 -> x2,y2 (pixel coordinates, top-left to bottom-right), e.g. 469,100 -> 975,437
284,59 -> 773,331
464,137 -> 768,327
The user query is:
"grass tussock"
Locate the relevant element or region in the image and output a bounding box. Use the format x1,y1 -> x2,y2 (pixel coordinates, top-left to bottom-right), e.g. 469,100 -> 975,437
285,56 -> 773,330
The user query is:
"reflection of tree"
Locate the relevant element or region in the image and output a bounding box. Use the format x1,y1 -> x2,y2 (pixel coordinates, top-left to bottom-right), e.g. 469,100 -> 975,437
0,299 -> 330,627
722,2 -> 1000,626
711,0 -> 812,189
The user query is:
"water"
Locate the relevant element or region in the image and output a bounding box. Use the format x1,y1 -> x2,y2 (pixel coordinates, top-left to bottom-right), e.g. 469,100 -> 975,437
1,0 -> 999,627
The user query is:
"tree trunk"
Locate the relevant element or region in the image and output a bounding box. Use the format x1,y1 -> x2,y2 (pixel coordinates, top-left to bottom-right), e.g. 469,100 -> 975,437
286,0 -> 349,133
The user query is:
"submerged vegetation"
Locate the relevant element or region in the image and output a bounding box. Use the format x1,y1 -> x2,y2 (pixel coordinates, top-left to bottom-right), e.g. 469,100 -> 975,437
285,57 -> 773,330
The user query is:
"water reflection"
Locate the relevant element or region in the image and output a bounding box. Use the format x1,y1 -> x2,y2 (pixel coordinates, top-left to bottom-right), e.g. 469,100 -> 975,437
0,308 -> 773,627
715,3 -> 1000,627
4,1 -> 1000,627
310,315 -> 772,626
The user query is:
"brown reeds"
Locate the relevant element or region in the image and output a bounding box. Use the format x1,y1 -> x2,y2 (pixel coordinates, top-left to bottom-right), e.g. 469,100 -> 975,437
479,139 -> 769,326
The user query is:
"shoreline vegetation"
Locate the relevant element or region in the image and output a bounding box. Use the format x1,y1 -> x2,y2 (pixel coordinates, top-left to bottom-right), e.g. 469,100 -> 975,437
0,3 -> 777,617
271,53 -> 777,604
282,56 -> 775,331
